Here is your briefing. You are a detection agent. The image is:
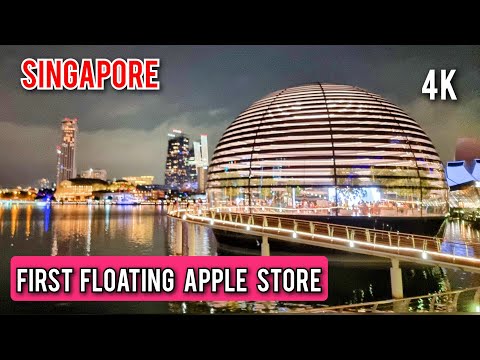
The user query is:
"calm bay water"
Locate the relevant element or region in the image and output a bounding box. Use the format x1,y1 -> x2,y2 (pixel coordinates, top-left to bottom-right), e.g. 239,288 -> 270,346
0,203 -> 479,314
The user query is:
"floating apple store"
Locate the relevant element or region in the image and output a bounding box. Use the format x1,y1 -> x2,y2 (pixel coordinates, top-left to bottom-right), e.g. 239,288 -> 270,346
207,84 -> 448,235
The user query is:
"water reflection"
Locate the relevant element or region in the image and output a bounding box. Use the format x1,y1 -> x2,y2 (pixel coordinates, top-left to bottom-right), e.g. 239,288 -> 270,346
442,219 -> 480,257
0,204 -> 167,258
0,204 -> 479,314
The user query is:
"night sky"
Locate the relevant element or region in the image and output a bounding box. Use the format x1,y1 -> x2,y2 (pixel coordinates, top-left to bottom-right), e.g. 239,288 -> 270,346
0,45 -> 478,187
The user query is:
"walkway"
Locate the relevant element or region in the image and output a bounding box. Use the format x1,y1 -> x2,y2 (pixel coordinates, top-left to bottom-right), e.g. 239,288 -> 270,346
168,205 -> 480,274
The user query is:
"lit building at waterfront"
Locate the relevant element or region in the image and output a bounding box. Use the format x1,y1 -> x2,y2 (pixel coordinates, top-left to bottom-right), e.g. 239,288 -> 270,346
0,188 -> 37,201
165,130 -> 191,190
81,168 -> 108,181
135,184 -> 167,200
54,178 -> 108,202
122,176 -> 154,186
446,159 -> 480,209
207,83 -> 448,233
56,118 -> 78,186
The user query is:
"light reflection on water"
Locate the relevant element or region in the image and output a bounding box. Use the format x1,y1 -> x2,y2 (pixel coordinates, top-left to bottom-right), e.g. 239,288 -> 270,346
0,203 -> 479,313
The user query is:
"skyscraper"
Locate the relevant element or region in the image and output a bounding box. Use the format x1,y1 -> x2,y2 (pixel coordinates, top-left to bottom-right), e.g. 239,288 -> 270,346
165,130 -> 191,190
193,134 -> 209,193
186,148 -> 198,191
56,118 -> 78,186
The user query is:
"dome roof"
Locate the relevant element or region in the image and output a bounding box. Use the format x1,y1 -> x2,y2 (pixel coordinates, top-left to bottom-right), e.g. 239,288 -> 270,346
207,83 -> 447,217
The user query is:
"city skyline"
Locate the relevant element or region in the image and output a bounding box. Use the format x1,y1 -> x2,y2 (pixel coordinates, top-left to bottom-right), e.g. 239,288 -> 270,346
0,45 -> 479,186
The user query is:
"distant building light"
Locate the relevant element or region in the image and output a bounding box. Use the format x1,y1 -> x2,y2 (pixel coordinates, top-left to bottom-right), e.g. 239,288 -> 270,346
173,129 -> 182,134
167,134 -> 175,138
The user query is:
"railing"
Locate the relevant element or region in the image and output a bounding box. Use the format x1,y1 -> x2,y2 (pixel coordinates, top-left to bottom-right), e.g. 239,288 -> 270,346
184,203 -> 446,217
167,204 -> 480,271
297,286 -> 480,313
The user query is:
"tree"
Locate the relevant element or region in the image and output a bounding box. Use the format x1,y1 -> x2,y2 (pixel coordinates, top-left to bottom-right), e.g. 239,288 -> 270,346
336,168 -> 368,203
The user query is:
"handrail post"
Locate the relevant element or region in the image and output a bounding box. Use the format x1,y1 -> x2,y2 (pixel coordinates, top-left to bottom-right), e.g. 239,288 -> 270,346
429,295 -> 437,312
366,229 -> 371,243
278,218 -> 282,232
412,235 -> 415,249
388,232 -> 392,247
309,221 -> 314,235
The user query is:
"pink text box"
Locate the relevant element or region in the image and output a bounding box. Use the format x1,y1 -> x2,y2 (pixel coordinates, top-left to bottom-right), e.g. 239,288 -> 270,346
11,256 -> 328,302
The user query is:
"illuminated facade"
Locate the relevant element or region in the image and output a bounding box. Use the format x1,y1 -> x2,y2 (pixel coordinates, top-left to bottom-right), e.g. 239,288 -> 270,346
186,152 -> 198,191
446,159 -> 480,208
81,168 -> 107,181
122,176 -> 154,186
165,130 -> 190,190
193,134 -> 209,193
54,178 -> 108,202
56,118 -> 78,186
208,83 -> 448,217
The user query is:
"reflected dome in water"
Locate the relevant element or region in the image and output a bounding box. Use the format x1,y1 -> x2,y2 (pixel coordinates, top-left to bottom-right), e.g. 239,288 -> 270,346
207,83 -> 448,217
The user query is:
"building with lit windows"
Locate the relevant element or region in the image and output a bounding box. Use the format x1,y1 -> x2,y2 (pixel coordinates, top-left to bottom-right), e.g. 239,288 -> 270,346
56,118 -> 78,186
186,152 -> 198,191
54,178 -> 108,202
122,175 -> 155,186
207,83 -> 448,235
192,134 -> 209,193
446,138 -> 480,210
165,130 -> 191,190
446,159 -> 480,209
81,168 -> 107,181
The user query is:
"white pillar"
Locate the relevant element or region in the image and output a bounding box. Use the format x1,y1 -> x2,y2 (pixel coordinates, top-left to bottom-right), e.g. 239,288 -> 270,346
261,235 -> 270,256
390,258 -> 403,299
188,222 -> 196,256
175,220 -> 183,255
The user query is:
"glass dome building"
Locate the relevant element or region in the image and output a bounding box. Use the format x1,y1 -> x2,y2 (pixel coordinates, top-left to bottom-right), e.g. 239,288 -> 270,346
207,83 -> 448,221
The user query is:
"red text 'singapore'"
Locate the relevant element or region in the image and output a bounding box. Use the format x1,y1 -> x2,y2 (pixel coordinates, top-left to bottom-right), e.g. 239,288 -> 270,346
20,58 -> 161,91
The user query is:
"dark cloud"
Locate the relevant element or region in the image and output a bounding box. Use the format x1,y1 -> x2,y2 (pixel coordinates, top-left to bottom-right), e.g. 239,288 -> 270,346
0,45 -> 478,186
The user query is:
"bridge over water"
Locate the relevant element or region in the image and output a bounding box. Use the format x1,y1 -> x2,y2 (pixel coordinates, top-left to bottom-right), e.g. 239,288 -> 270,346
167,205 -> 480,299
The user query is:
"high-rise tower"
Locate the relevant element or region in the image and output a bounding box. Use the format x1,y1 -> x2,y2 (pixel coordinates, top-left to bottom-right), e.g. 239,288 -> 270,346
56,118 -> 78,186
193,134 -> 209,193
165,129 -> 190,190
